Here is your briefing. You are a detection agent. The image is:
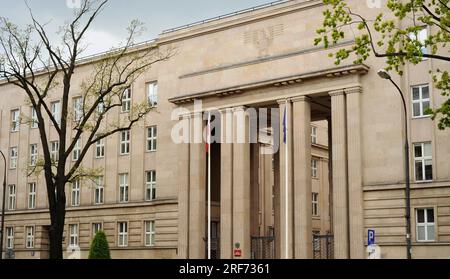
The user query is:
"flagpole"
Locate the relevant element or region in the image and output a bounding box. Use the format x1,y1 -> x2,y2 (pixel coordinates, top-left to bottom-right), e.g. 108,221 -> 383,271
285,99 -> 289,259
207,111 -> 212,260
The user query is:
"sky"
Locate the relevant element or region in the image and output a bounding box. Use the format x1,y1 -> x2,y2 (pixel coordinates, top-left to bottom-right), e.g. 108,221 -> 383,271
0,0 -> 278,56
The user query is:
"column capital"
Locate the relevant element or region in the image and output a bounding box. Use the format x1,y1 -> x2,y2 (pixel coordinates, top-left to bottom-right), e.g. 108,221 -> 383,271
345,86 -> 363,95
190,111 -> 203,118
329,89 -> 345,97
291,95 -> 311,103
219,107 -> 234,114
180,113 -> 192,120
277,98 -> 291,105
233,106 -> 248,112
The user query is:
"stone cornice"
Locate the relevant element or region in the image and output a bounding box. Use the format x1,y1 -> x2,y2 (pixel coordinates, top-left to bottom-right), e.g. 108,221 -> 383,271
291,95 -> 312,103
345,86 -> 363,95
329,89 -> 345,97
169,64 -> 369,105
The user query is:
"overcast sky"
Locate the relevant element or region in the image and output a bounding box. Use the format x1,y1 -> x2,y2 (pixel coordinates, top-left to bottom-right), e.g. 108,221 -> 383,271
0,0 -> 275,56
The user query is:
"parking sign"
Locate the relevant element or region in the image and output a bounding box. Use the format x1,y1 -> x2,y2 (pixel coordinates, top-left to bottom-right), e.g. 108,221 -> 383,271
368,229 -> 375,246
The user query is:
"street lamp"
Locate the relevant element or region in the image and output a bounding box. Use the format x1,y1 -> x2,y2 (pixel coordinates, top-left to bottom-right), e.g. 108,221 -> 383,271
0,150 -> 6,260
377,69 -> 412,260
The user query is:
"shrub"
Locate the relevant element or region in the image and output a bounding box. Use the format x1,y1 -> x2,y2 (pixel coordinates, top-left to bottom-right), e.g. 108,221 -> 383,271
88,231 -> 111,259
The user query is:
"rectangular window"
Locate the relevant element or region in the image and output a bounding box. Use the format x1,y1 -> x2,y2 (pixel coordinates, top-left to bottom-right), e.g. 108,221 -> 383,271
416,208 -> 435,242
71,180 -> 81,207
312,193 -> 319,216
147,126 -> 157,152
144,221 -> 155,247
121,88 -> 131,113
72,139 -> 81,161
94,176 -> 104,205
11,109 -> 20,132
118,222 -> 128,247
51,101 -> 61,125
414,142 -> 433,182
51,141 -> 59,162
412,85 -> 431,118
30,144 -> 38,166
311,126 -> 318,144
312,159 -> 318,178
9,147 -> 18,169
73,97 -> 83,122
95,138 -> 105,158
120,131 -> 130,155
409,28 -> 428,55
119,174 -> 129,203
31,107 -> 38,128
69,224 -> 79,247
6,227 -> 14,249
97,101 -> 105,114
28,183 -> 37,209
8,185 -> 16,211
92,223 -> 103,237
26,226 -> 34,248
148,82 -> 158,107
145,170 -> 156,201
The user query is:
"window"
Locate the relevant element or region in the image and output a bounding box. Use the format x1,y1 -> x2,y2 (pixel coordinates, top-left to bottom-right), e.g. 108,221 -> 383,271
144,221 -> 155,247
8,185 -> 16,211
30,144 -> 38,166
6,227 -> 14,249
409,27 -> 428,55
416,208 -> 435,242
28,183 -> 37,209
118,222 -> 128,247
97,101 -> 105,114
147,126 -> 157,152
51,101 -> 61,125
31,107 -> 38,128
121,88 -> 131,113
120,131 -> 130,155
312,159 -> 318,178
94,176 -> 104,205
69,224 -> 79,247
9,147 -> 18,169
95,138 -> 105,158
119,174 -> 129,203
11,109 -> 20,132
414,142 -> 433,182
312,193 -> 319,216
71,180 -> 80,207
92,223 -> 103,237
148,82 -> 158,107
26,226 -> 34,248
412,85 -> 431,118
146,171 -> 156,201
51,141 -> 59,162
73,97 -> 83,122
311,126 -> 318,144
72,139 -> 81,161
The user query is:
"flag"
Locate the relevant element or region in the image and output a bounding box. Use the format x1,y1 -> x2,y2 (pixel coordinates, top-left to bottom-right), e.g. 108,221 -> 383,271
283,107 -> 287,144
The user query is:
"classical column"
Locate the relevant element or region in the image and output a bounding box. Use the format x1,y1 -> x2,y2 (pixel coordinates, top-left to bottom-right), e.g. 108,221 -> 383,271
292,96 -> 313,259
263,149 -> 274,236
178,114 -> 190,259
277,100 -> 294,259
250,143 -> 260,237
329,90 -> 349,259
232,106 -> 251,259
220,108 -> 233,259
346,87 -> 365,259
189,112 -> 206,259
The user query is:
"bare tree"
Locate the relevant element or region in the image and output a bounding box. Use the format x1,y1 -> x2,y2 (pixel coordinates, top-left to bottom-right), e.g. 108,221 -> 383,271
0,0 -> 172,259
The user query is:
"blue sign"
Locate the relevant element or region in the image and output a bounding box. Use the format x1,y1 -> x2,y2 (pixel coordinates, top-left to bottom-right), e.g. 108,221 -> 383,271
368,229 -> 376,246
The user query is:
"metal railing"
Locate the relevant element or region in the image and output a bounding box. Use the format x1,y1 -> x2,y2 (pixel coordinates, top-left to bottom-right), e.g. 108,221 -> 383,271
251,236 -> 276,259
161,0 -> 291,34
313,234 -> 334,260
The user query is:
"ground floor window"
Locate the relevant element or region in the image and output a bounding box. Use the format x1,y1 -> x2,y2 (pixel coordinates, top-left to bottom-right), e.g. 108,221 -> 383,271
416,208 -> 435,242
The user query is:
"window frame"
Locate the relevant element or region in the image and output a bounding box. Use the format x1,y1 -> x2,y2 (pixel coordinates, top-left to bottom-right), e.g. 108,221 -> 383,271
29,144 -> 38,167
312,159 -> 319,179
120,130 -> 131,155
6,227 -> 14,249
145,170 -> 156,201
121,87 -> 131,113
69,224 -> 79,248
31,107 -> 38,129
94,176 -> 104,205
117,221 -> 129,247
28,182 -> 37,210
312,192 -> 319,217
411,84 -> 431,119
73,96 -> 84,122
119,173 -> 129,203
9,147 -> 18,170
25,226 -> 35,249
146,126 -> 157,152
413,142 -> 433,182
11,109 -> 20,132
311,126 -> 318,144
71,179 -> 81,207
415,208 -> 436,242
147,82 -> 158,108
51,101 -> 61,125
144,220 -> 156,247
72,139 -> 81,161
95,138 -> 105,158
7,184 -> 16,211
51,141 -> 59,162
92,222 -> 103,238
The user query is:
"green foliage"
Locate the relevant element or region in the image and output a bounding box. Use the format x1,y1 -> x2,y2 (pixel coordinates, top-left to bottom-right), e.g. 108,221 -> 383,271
315,0 -> 450,129
88,231 -> 111,259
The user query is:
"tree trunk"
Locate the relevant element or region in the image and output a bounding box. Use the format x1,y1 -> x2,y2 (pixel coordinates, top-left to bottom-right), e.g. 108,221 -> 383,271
47,181 -> 67,260
49,221 -> 64,259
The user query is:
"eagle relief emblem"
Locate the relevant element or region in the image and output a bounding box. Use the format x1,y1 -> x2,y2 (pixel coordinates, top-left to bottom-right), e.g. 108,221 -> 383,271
244,24 -> 284,57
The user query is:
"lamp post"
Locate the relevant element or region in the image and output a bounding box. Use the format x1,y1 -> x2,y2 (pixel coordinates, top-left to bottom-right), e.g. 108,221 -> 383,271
377,69 -> 412,260
0,150 -> 6,260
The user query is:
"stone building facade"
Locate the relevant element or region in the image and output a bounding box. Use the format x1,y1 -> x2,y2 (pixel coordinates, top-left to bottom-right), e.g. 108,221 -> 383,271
1,0 -> 449,259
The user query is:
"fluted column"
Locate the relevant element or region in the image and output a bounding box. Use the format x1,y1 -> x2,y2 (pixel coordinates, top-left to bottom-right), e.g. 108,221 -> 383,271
277,99 -> 294,259
346,87 -> 365,259
220,108 -> 233,259
232,106 -> 251,259
189,112 -> 206,259
292,96 -> 313,259
178,114 -> 190,258
329,90 -> 349,259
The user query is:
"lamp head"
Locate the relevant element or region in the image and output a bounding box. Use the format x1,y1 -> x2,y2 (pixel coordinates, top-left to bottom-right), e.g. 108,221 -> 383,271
377,69 -> 391,80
